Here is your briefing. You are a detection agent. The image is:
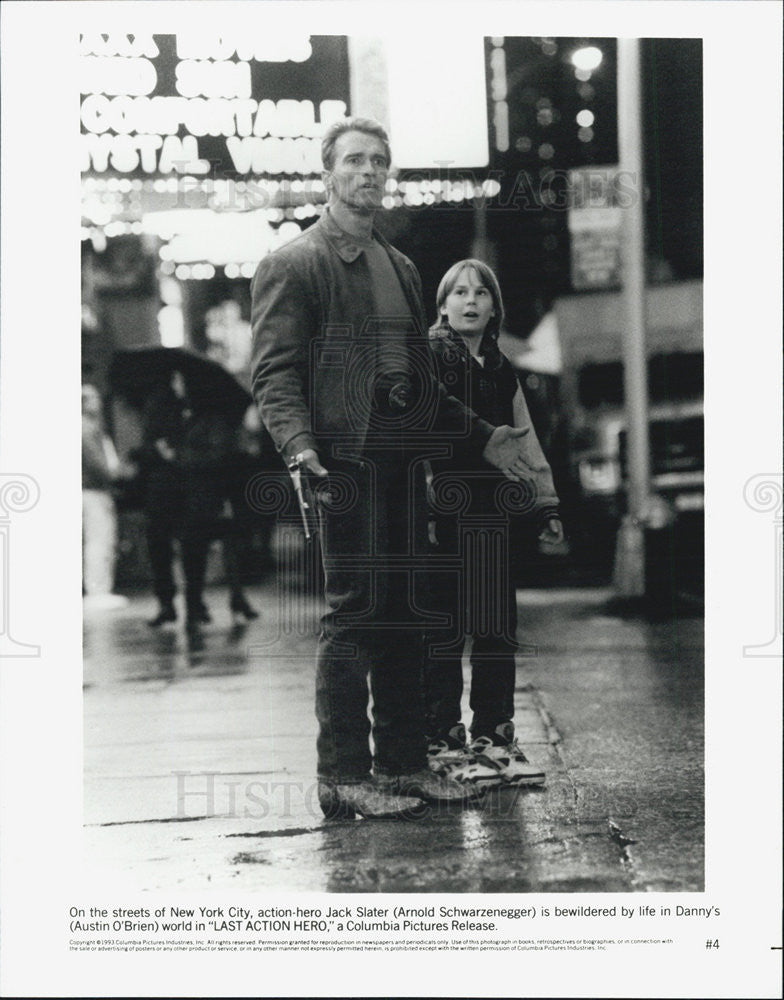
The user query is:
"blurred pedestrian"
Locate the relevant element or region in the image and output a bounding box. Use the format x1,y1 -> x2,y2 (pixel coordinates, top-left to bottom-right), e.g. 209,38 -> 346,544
251,117 -> 536,819
139,369 -> 261,632
138,370 -> 190,627
138,370 -> 218,632
81,384 -> 128,610
195,408 -> 260,626
424,259 -> 565,787
219,404 -> 273,622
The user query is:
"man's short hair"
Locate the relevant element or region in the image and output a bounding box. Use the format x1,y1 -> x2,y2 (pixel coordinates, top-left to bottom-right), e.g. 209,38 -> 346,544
321,117 -> 391,171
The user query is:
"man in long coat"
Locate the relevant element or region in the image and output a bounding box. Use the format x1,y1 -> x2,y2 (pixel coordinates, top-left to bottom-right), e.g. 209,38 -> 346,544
251,117 -> 533,819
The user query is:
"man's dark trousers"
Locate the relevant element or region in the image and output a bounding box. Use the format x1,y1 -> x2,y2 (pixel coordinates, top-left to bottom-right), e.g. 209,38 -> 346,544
314,441 -> 433,783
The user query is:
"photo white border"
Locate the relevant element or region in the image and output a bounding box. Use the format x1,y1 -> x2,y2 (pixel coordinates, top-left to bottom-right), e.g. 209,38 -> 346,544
1,2 -> 781,997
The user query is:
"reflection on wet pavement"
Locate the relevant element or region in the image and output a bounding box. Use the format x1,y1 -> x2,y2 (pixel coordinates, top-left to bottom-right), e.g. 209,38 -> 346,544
83,584 -> 703,892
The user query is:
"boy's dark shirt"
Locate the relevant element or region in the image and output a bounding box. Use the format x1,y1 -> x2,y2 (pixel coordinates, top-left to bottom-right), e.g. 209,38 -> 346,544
428,329 -> 517,469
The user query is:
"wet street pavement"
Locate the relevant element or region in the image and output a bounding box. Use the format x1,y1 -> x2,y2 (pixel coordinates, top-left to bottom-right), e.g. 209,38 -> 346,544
83,581 -> 703,893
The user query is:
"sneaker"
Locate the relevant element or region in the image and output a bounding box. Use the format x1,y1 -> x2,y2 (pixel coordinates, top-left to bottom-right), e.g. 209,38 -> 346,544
470,723 -> 545,787
428,724 -> 503,788
377,768 -> 482,804
317,780 -> 426,820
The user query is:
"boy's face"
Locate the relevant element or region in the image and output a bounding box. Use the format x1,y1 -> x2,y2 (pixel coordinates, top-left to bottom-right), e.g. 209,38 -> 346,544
442,267 -> 495,338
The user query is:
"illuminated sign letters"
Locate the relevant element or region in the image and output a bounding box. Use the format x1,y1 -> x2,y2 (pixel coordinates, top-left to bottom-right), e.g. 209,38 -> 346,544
80,34 -> 349,177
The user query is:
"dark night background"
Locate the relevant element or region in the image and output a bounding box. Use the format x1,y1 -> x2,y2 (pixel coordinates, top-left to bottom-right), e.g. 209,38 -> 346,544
85,37 -> 703,364
392,37 -> 703,337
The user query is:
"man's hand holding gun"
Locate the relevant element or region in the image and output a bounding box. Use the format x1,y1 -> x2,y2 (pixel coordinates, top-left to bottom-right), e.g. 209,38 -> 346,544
287,449 -> 328,541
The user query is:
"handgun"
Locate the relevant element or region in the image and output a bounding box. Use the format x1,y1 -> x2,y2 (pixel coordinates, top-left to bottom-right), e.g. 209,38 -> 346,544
287,454 -> 319,541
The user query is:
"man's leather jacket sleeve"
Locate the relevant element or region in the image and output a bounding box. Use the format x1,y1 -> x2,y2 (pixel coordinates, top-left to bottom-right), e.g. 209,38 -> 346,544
250,253 -> 318,462
434,381 -> 495,465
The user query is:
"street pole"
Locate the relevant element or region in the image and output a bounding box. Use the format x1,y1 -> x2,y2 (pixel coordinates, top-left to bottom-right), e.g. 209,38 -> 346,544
471,196 -> 497,270
613,38 -> 651,597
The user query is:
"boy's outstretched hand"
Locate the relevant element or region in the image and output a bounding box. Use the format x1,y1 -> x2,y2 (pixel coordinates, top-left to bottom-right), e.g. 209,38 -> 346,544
483,425 -> 533,481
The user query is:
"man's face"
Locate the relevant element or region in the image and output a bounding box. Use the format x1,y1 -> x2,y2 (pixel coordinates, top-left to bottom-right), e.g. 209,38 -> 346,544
324,130 -> 389,214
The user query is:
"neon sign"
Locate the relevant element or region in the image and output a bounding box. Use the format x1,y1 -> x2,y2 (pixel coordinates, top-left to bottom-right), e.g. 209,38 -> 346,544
80,34 -> 349,177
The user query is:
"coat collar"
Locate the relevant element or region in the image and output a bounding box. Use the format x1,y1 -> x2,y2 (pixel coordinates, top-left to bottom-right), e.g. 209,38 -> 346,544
318,206 -> 390,263
431,324 -> 504,371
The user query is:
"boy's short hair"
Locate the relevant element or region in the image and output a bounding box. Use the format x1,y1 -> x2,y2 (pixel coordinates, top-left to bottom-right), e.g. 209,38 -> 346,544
321,117 -> 391,171
432,258 -> 505,341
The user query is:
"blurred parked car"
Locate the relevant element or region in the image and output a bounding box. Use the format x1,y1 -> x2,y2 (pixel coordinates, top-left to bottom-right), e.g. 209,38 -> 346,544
555,279 -> 704,595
